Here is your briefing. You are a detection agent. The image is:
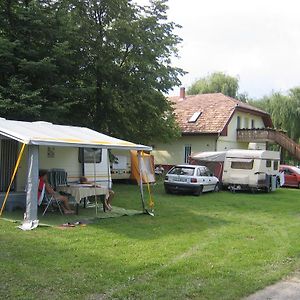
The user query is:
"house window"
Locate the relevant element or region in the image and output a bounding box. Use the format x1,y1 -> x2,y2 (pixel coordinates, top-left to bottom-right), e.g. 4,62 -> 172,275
274,161 -> 279,170
188,112 -> 202,123
237,116 -> 241,129
184,145 -> 191,163
244,117 -> 249,129
251,119 -> 255,129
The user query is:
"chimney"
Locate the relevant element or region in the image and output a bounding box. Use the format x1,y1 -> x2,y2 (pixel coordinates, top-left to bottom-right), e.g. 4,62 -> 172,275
179,87 -> 185,99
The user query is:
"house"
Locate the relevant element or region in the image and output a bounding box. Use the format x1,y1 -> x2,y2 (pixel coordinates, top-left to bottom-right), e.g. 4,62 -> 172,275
152,88 -> 273,167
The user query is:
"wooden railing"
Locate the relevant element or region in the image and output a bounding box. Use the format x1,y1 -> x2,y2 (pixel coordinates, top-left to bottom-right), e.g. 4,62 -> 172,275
237,128 -> 300,161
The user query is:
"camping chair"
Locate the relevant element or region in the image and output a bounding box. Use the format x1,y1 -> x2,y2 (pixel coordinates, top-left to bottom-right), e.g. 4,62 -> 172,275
38,181 -> 63,216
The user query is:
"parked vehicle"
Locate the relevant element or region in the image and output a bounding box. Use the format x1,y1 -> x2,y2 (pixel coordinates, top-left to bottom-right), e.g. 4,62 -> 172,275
110,150 -> 155,183
191,149 -> 282,192
164,164 -> 219,195
279,165 -> 300,189
222,150 -> 281,192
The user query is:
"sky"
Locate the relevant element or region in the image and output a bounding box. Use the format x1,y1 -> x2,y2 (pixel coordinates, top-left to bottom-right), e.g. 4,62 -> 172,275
136,0 -> 300,99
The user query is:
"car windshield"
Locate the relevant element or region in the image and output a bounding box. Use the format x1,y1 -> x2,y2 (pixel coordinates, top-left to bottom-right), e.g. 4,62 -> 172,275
291,166 -> 300,175
169,167 -> 195,176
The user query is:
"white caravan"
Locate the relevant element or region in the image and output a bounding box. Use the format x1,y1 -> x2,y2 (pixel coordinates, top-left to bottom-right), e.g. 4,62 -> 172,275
222,149 -> 281,192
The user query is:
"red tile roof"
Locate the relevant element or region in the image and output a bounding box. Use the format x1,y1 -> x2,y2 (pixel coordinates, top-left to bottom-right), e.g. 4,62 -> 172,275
169,93 -> 272,134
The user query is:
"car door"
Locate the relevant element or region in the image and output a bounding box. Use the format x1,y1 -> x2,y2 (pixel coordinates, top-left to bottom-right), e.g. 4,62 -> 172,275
284,168 -> 298,187
204,167 -> 217,191
197,167 -> 209,192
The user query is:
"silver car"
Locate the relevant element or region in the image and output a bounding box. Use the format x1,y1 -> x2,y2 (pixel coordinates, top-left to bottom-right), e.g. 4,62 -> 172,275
164,164 -> 219,195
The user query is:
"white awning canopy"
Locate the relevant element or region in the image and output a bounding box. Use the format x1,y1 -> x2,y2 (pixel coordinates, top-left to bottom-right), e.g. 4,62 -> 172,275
0,119 -> 151,151
191,151 -> 227,162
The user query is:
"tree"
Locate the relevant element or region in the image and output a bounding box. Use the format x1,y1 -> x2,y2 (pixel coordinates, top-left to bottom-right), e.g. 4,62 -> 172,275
187,72 -> 239,98
250,90 -> 300,142
0,0 -> 184,143
0,0 -> 79,122
64,0 -> 184,143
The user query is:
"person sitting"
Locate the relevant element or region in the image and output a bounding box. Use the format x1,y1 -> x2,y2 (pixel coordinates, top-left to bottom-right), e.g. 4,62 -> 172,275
79,176 -> 114,211
38,170 -> 75,214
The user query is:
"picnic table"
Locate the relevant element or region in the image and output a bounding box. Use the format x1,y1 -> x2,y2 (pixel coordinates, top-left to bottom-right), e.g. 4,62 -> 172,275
57,184 -> 109,214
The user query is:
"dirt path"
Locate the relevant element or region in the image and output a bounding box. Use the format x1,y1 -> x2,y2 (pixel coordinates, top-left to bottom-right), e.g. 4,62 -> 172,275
244,271 -> 300,300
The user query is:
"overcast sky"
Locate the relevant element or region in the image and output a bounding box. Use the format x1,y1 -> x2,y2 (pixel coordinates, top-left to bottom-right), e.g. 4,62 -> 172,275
136,0 -> 300,99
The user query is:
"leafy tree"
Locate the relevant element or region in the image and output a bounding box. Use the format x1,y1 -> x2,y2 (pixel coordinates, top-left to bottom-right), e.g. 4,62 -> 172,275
187,72 -> 239,98
0,0 -> 183,143
250,91 -> 300,142
0,0 -> 78,122
64,0 -> 183,143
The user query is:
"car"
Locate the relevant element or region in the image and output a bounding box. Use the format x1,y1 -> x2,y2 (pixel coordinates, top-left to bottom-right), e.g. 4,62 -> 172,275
164,164 -> 219,195
279,165 -> 300,189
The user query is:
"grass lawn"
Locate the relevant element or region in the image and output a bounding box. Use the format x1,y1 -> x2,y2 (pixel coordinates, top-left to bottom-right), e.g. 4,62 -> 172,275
1,183 -> 300,300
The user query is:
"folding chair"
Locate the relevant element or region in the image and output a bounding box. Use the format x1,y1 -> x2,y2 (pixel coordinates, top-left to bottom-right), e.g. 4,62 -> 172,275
41,193 -> 64,216
38,181 -> 63,216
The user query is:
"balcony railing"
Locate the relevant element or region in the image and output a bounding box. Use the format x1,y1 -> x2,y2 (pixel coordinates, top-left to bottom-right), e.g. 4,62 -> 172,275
237,128 -> 300,161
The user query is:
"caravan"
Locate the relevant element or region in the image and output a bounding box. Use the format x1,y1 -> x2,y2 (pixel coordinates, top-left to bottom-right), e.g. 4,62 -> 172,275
222,149 -> 280,192
190,149 -> 281,192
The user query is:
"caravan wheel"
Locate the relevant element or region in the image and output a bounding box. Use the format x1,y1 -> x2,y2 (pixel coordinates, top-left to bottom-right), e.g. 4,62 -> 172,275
265,185 -> 272,193
165,187 -> 172,194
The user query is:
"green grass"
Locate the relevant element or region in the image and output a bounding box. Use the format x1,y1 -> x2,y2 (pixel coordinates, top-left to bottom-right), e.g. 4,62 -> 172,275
3,205 -> 142,226
1,184 -> 300,300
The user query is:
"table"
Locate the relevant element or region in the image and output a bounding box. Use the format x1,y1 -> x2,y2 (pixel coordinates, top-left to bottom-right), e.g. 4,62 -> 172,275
57,184 -> 109,214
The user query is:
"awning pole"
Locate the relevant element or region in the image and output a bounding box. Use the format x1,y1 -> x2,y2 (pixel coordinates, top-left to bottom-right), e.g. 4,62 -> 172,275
106,150 -> 111,211
24,145 -> 39,222
137,151 -> 146,212
0,143 -> 26,216
93,149 -> 97,215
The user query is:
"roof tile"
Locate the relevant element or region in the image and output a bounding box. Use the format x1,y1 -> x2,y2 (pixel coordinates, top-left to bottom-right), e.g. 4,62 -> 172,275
169,93 -> 270,134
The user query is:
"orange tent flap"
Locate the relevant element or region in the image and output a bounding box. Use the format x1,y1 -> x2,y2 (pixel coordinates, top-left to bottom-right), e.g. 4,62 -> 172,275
130,151 -> 155,184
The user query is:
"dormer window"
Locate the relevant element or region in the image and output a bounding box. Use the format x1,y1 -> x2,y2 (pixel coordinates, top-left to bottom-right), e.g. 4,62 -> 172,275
188,111 -> 202,123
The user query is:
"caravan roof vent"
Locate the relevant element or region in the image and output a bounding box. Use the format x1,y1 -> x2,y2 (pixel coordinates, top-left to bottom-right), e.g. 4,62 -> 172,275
188,111 -> 202,123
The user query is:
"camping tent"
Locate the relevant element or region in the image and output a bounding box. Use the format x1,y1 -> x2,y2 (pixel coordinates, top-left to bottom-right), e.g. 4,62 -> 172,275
130,150 -> 155,184
190,151 -> 227,180
0,119 -> 152,228
190,151 -> 227,162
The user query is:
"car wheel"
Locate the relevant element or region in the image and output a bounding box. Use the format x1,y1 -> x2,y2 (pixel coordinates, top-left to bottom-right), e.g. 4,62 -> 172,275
194,185 -> 203,196
214,183 -> 220,192
298,182 -> 300,189
165,187 -> 172,194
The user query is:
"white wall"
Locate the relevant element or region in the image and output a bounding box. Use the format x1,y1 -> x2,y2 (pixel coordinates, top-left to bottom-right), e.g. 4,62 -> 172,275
152,111 -> 267,166
152,135 -> 217,165
16,146 -> 110,191
217,111 -> 266,151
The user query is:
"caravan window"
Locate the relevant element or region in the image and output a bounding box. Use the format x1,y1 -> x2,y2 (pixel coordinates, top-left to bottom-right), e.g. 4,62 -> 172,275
266,160 -> 271,168
78,148 -> 102,163
231,160 -> 254,170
